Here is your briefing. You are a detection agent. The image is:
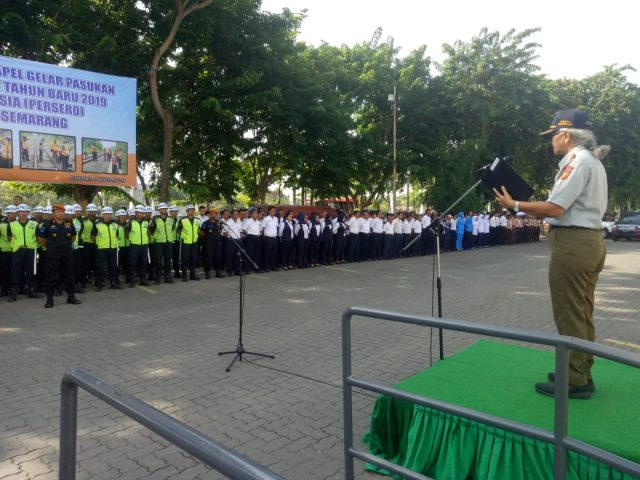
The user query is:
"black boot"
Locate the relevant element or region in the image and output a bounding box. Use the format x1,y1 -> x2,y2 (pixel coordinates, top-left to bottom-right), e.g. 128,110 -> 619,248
164,274 -> 174,284
205,272 -> 211,279
110,283 -> 123,290
45,296 -> 54,308
67,294 -> 81,305
28,289 -> 43,299
8,288 -> 17,302
154,277 -> 162,285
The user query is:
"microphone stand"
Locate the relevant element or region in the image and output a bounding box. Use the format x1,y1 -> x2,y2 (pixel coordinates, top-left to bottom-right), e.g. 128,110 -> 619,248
218,221 -> 275,372
403,178 -> 484,361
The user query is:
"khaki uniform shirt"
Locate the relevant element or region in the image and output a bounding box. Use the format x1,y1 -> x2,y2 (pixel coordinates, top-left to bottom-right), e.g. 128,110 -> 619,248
546,146 -> 607,229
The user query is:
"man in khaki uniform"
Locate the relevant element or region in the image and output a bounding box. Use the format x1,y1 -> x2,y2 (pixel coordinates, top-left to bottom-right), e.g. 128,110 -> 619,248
494,109 -> 609,399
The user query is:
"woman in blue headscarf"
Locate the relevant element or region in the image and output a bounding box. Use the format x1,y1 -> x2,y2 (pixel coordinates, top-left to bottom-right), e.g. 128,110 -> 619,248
455,211 -> 465,251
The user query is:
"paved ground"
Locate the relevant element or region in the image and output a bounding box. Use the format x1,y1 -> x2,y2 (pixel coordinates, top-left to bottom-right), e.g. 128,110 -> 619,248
1,239 -> 639,479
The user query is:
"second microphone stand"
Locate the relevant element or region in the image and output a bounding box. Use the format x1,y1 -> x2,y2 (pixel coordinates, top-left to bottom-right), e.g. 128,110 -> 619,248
403,179 -> 483,361
218,221 -> 275,372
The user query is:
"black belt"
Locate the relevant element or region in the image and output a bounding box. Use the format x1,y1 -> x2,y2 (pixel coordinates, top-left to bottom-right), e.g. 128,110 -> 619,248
549,225 -> 599,231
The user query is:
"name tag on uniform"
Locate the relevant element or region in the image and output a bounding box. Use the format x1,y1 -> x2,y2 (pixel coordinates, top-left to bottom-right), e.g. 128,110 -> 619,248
53,233 -> 57,237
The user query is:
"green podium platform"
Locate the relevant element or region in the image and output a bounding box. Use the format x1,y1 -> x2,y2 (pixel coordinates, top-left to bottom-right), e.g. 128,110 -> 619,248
364,340 -> 640,480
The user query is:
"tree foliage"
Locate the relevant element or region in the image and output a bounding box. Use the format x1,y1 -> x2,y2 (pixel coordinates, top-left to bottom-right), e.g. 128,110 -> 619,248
1,5 -> 639,212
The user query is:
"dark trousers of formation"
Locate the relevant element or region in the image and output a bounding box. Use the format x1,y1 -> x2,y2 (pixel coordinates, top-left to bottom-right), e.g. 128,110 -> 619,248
3,226 -> 544,300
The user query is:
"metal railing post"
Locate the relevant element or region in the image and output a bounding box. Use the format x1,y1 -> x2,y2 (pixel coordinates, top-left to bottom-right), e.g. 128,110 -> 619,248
59,378 -> 78,480
342,311 -> 355,480
553,343 -> 569,480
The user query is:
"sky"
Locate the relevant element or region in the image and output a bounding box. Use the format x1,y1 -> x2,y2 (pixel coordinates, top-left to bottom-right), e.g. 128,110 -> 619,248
260,0 -> 639,85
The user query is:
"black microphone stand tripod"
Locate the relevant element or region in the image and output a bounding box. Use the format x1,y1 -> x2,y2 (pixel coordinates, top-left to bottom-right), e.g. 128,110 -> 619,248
403,178 -> 484,361
218,221 -> 275,372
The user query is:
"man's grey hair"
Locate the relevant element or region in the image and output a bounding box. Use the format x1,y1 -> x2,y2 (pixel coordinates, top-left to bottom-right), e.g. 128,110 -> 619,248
562,128 -> 611,160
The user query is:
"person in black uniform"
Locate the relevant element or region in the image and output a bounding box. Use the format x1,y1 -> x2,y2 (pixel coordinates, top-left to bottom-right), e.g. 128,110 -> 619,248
37,204 -> 81,308
199,208 -> 224,279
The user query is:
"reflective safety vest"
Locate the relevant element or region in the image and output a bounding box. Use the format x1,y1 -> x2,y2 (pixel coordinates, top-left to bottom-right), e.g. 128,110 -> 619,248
72,218 -> 82,249
117,223 -> 129,247
81,218 -> 95,244
95,221 -> 118,249
179,217 -> 200,245
167,216 -> 177,242
0,219 -> 11,253
153,217 -> 171,243
128,220 -> 149,246
10,220 -> 38,252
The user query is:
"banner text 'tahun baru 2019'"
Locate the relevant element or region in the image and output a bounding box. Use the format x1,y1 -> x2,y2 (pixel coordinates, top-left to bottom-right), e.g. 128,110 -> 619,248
0,55 -> 136,186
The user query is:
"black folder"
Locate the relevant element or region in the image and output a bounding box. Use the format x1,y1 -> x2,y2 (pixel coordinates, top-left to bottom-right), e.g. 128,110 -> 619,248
481,157 -> 534,201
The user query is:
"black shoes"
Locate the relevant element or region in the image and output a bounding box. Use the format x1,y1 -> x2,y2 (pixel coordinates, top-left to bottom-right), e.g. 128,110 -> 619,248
535,382 -> 593,400
165,276 -> 175,284
215,271 -> 224,278
155,278 -> 162,285
139,280 -> 150,286
547,372 -> 595,391
45,297 -> 54,308
67,295 -> 81,305
110,283 -> 123,290
7,289 -> 17,302
190,275 -> 200,281
28,290 -> 43,299
128,282 -> 136,288
205,272 -> 211,279
95,286 -> 103,292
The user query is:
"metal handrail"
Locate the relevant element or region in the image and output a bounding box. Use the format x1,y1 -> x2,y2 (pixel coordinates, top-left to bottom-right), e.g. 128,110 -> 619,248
59,368 -> 285,480
342,306 -> 640,480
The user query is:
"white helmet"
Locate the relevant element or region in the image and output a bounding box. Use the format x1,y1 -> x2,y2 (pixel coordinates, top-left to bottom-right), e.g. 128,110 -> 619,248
115,209 -> 127,217
186,204 -> 195,210
86,203 -> 98,212
43,206 -> 52,214
65,206 -> 75,215
127,209 -> 135,216
168,205 -> 178,212
17,204 -> 31,212
158,202 -> 168,210
134,204 -> 145,213
33,206 -> 42,214
5,205 -> 17,214
152,210 -> 160,217
102,207 -> 113,215
73,204 -> 82,212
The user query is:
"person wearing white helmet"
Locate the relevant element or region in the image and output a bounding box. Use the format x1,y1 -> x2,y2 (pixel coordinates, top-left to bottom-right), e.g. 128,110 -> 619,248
33,206 -> 44,223
90,207 -> 121,291
0,205 -> 17,297
79,203 -> 99,287
6,204 -> 42,301
115,209 -> 130,280
148,202 -> 174,284
176,204 -> 201,281
124,205 -> 151,287
37,204 -> 81,308
69,204 -> 84,293
168,205 -> 181,278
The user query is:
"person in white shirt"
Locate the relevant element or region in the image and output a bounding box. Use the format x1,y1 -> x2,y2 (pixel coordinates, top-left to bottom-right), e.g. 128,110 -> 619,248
402,213 -> 412,257
421,210 -> 433,255
472,215 -> 479,249
383,213 -> 395,259
222,209 -> 242,276
412,214 -> 423,256
392,212 -> 404,258
261,206 -> 279,271
489,212 -> 499,246
371,210 -> 384,259
498,212 -> 508,245
294,211 -> 310,268
346,212 -> 360,262
243,207 -> 262,273
358,210 -> 372,261
333,210 -> 348,263
278,210 -> 294,270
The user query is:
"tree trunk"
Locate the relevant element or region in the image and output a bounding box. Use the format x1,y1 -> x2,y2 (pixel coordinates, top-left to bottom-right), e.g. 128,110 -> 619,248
150,0 -> 214,202
73,185 -> 99,209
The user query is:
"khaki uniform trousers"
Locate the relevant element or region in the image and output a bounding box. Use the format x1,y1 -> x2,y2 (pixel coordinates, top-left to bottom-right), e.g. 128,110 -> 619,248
548,228 -> 606,385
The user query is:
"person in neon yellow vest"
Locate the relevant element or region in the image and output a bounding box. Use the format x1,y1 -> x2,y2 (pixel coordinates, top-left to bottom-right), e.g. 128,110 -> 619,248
124,205 -> 151,288
0,205 -> 17,297
91,207 -> 122,291
176,204 -> 201,282
115,209 -> 130,282
80,203 -> 98,287
6,204 -> 42,302
148,203 -> 174,284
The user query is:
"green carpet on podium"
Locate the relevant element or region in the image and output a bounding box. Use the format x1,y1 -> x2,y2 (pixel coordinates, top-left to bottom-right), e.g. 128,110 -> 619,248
364,340 -> 640,480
